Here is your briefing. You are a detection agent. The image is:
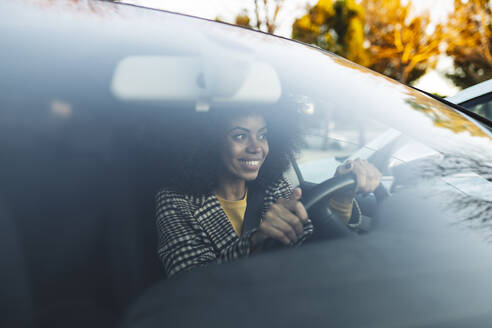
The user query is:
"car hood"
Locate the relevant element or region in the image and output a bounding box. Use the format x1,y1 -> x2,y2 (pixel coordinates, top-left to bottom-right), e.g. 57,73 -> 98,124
124,188 -> 492,328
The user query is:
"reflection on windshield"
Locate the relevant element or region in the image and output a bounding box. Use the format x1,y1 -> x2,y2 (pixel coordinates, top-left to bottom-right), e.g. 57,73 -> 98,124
393,149 -> 492,241
444,188 -> 492,242
27,0 -> 119,16
296,89 -> 492,241
403,93 -> 492,240
405,94 -> 488,138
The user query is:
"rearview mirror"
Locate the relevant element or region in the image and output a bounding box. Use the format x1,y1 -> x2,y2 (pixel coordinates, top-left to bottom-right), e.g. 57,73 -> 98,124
111,55 -> 281,110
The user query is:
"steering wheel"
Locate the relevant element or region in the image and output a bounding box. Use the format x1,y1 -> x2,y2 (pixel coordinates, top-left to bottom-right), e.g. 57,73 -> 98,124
263,174 -> 359,251
301,174 -> 389,239
263,174 -> 389,250
302,174 -> 356,211
301,174 -> 357,239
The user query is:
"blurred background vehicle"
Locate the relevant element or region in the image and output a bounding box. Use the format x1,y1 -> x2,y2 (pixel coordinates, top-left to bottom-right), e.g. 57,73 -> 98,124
446,79 -> 492,121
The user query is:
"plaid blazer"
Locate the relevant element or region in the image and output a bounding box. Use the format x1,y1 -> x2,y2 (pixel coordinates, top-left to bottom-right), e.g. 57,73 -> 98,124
156,178 -> 314,277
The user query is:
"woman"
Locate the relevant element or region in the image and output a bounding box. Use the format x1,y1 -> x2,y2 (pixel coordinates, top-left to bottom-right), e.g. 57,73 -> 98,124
156,107 -> 381,277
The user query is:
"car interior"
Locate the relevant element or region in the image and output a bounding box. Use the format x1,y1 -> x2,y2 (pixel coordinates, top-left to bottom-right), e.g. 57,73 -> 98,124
0,91 -> 393,327
0,98 -> 184,326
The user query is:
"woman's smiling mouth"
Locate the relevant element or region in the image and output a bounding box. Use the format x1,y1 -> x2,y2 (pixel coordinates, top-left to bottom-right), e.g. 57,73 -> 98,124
239,159 -> 262,170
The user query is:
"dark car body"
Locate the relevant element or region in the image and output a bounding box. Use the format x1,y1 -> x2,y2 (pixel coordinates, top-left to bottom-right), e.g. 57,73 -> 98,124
1,1 -> 492,327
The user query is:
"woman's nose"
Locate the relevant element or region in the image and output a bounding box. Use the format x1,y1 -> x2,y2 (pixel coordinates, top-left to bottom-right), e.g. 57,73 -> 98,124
246,138 -> 261,153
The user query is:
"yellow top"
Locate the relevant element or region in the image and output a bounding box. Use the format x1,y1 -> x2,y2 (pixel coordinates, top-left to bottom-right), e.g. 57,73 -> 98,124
328,198 -> 354,223
216,192 -> 248,236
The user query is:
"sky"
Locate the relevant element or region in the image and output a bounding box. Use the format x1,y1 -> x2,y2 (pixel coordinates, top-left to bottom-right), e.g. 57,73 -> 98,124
123,0 -> 459,96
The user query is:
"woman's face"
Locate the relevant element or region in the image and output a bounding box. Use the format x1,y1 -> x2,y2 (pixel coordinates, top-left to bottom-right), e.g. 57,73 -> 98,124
220,114 -> 269,182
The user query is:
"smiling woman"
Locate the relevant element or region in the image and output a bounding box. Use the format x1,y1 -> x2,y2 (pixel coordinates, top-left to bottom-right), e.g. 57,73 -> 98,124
155,104 -> 380,277
154,106 -> 314,276
218,115 -> 269,191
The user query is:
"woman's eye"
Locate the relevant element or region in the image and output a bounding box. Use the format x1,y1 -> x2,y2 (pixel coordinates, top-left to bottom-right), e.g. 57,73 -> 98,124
258,133 -> 267,141
232,134 -> 247,141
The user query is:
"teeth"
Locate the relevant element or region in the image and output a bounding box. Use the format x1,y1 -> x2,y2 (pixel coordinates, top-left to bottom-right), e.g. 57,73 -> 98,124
241,160 -> 260,166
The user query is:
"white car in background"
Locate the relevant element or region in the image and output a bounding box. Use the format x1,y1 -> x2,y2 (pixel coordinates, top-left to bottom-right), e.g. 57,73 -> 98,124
446,79 -> 492,121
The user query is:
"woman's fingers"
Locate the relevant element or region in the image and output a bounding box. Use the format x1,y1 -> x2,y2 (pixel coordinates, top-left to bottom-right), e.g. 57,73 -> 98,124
265,204 -> 301,240
354,159 -> 381,193
276,202 -> 305,235
260,192 -> 309,245
275,188 -> 309,223
336,160 -> 353,175
352,159 -> 367,191
288,188 -> 309,222
336,158 -> 382,193
277,199 -> 309,224
290,187 -> 302,201
259,221 -> 292,245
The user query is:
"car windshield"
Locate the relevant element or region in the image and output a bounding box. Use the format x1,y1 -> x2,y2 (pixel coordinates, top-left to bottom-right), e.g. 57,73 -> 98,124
2,1 -> 492,327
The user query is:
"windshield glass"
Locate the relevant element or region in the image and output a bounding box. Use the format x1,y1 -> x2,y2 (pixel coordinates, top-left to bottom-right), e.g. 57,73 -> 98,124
2,0 -> 491,250
2,2 -> 492,327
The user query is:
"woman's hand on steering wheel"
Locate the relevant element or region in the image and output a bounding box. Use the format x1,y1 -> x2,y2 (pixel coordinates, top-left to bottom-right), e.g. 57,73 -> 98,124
251,188 -> 309,248
335,158 -> 382,198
